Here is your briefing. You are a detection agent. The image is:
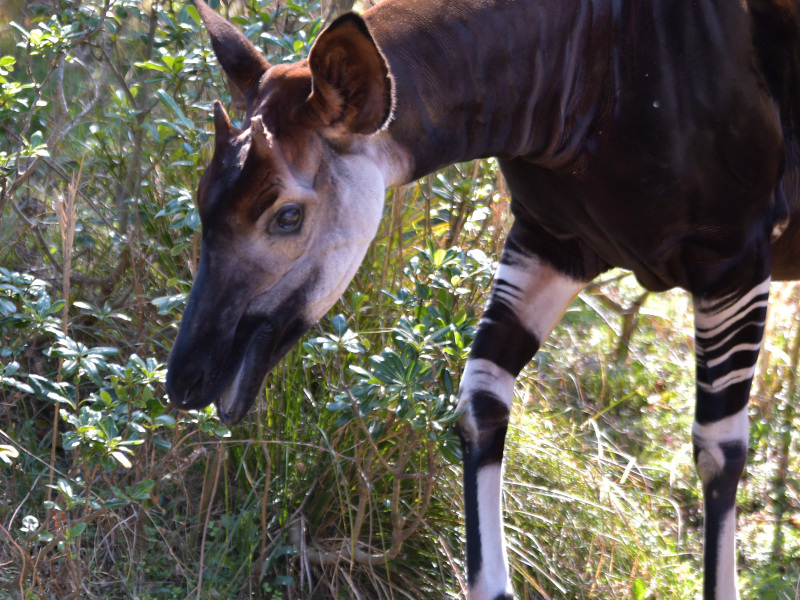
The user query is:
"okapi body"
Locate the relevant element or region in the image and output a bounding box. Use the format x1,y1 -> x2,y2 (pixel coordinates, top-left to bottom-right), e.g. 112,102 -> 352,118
166,0 -> 800,598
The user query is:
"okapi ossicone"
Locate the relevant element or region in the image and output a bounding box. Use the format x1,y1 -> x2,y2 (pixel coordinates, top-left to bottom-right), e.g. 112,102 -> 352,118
166,0 -> 800,597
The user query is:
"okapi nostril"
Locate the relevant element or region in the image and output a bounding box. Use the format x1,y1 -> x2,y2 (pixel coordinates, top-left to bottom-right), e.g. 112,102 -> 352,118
166,367 -> 205,409
184,375 -> 204,406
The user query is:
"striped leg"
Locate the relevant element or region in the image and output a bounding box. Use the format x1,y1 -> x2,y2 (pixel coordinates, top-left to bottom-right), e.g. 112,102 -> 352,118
457,241 -> 586,600
693,277 -> 770,600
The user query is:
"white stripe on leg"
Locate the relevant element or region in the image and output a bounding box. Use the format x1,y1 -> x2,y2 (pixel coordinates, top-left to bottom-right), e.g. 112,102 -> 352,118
693,278 -> 770,331
692,406 -> 749,481
461,250 -> 587,600
467,464 -> 512,600
459,358 -> 513,599
457,358 -> 515,439
693,406 -> 748,600
714,507 -> 740,600
493,259 -> 585,343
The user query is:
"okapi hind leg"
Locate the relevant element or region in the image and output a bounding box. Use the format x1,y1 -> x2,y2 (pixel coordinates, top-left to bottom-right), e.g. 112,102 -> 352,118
692,276 -> 771,600
457,228 -> 589,600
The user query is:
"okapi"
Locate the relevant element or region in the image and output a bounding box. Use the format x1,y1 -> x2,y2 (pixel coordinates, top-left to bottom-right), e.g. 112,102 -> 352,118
166,0 -> 800,597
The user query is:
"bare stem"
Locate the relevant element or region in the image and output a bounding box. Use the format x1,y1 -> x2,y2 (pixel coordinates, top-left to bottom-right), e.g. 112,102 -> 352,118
195,442 -> 224,600
47,161 -> 81,511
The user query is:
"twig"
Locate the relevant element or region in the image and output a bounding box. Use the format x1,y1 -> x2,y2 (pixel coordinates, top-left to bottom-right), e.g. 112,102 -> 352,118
70,0 -> 112,46
0,521 -> 30,597
31,509 -> 108,590
615,291 -> 650,363
0,124 -> 114,230
56,57 -> 102,140
47,162 -> 80,513
8,200 -> 61,273
194,442 -> 224,600
5,472 -> 44,532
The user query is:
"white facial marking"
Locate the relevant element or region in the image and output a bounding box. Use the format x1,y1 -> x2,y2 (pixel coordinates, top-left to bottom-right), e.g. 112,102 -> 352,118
238,137 -> 392,326
291,131 -> 410,324
366,130 -> 414,187
304,152 -> 386,323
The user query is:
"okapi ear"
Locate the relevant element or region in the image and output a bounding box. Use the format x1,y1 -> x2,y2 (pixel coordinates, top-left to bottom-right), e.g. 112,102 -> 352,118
303,13 -> 393,135
193,0 -> 270,112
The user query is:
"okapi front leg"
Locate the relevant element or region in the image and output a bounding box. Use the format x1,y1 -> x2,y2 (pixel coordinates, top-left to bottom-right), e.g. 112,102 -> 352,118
692,277 -> 770,600
457,242 -> 586,600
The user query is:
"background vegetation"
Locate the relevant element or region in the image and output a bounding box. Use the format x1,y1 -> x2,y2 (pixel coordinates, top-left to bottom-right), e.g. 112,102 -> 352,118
0,1 -> 799,599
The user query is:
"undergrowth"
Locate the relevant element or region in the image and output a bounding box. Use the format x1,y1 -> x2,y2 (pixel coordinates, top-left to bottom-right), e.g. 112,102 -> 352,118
1,1 -> 800,599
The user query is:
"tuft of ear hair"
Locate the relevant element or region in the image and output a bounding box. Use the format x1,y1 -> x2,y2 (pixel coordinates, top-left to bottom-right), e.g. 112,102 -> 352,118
250,115 -> 272,158
302,13 -> 394,135
194,0 -> 271,112
213,100 -> 232,144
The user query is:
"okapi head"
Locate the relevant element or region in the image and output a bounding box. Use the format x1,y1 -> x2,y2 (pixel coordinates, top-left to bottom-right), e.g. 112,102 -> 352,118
166,0 -> 402,424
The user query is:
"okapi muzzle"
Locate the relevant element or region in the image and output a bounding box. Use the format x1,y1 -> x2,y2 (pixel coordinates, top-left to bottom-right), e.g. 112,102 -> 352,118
166,1 -> 396,423
166,237 -> 312,423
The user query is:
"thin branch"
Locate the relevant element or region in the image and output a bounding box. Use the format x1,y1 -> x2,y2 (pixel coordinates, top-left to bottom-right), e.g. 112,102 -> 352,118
8,200 -> 61,273
0,521 -> 30,596
30,509 -> 108,588
70,0 -> 112,46
194,442 -> 224,600
57,58 -> 102,139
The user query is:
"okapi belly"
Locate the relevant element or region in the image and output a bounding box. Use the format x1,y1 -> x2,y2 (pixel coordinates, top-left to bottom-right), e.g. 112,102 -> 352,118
500,155 -> 783,296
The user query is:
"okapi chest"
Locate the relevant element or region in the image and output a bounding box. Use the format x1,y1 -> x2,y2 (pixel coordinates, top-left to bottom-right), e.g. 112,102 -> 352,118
166,1 -> 800,598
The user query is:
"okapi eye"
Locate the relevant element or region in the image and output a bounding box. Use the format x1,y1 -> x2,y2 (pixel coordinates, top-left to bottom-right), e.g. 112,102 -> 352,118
272,204 -> 304,233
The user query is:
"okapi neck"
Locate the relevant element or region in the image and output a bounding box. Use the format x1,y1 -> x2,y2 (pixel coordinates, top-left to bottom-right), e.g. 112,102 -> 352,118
364,0 -> 611,181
